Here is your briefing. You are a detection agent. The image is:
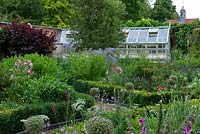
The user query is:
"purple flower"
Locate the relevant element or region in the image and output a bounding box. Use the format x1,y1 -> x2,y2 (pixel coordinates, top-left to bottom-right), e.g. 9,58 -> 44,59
108,47 -> 115,53
140,125 -> 148,134
138,118 -> 145,125
182,123 -> 192,134
60,127 -> 65,132
63,43 -> 73,50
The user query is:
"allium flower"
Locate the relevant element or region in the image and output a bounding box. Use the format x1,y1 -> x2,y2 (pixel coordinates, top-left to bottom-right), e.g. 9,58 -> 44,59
115,66 -> 123,73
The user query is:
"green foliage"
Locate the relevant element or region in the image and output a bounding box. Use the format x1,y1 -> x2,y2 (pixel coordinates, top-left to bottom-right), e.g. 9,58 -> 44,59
124,82 -> 134,90
113,57 -> 166,91
189,28 -> 200,57
67,52 -> 108,81
52,122 -> 85,134
124,18 -> 168,27
121,0 -> 151,21
0,93 -> 94,134
73,80 -> 195,106
41,0 -> 74,28
151,0 -> 178,22
71,0 -> 125,49
0,22 -> 56,57
171,22 -> 200,54
146,100 -> 200,134
0,54 -> 69,103
0,0 -> 45,23
85,116 -> 114,134
0,53 -> 66,82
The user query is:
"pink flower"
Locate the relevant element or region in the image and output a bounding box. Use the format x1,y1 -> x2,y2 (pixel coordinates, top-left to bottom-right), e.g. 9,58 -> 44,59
15,59 -> 21,66
157,86 -> 165,92
23,60 -> 28,65
29,62 -> 33,67
27,69 -> 33,75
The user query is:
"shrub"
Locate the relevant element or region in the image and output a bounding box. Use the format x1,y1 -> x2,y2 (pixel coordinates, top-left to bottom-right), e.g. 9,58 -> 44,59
73,80 -> 194,106
124,82 -> 134,90
190,28 -> 200,57
0,54 -> 66,88
85,116 -> 114,134
0,22 -> 56,57
68,52 -> 108,81
90,87 -> 100,96
21,115 -> 49,134
113,57 -> 166,91
169,75 -> 178,81
0,92 -> 94,134
167,78 -> 176,87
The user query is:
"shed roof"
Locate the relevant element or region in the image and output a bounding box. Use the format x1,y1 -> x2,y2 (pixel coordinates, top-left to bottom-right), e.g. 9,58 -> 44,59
124,26 -> 170,44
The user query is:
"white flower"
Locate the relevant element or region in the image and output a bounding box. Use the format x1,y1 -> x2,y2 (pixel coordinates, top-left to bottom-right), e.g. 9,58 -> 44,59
71,99 -> 86,111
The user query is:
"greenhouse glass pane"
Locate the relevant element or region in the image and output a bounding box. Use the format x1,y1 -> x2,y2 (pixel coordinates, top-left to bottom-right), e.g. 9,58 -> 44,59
126,30 -> 139,43
158,37 -> 168,42
138,30 -> 148,42
158,29 -> 168,37
148,36 -> 157,42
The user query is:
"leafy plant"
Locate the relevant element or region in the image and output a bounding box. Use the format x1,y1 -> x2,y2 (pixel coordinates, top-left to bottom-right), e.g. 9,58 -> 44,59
68,52 -> 108,81
21,115 -> 49,134
85,116 -> 114,134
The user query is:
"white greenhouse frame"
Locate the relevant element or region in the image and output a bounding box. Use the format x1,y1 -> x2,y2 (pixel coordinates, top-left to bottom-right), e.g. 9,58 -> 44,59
118,26 -> 171,61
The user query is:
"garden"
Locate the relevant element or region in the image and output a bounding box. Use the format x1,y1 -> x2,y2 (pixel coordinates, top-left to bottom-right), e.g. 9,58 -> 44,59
0,22 -> 200,134
0,0 -> 200,133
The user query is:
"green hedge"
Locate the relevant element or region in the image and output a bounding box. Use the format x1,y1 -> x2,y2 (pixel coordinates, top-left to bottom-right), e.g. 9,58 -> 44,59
0,93 -> 94,134
73,80 -> 198,106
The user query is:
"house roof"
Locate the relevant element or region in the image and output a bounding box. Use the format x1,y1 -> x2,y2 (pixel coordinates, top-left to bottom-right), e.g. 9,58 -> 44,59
123,26 -> 170,44
166,18 -> 199,24
0,22 -> 73,44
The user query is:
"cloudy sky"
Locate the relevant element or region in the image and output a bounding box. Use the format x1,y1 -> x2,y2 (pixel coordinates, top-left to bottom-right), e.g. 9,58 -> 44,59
150,0 -> 200,19
173,0 -> 200,19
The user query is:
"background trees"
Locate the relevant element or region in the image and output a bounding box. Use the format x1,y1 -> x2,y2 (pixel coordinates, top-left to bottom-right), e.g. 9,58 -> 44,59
121,0 -> 151,21
70,0 -> 125,49
41,0 -> 75,28
151,0 -> 179,22
0,0 -> 45,23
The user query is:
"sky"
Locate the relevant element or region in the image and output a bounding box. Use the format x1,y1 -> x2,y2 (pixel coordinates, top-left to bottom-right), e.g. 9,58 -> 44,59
150,0 -> 200,19
173,0 -> 200,19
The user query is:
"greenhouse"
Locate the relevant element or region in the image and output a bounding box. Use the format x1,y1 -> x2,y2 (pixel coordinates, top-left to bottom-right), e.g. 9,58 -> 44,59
119,26 -> 171,61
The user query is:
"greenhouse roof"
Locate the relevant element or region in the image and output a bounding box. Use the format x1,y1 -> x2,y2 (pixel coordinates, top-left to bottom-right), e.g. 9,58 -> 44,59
124,26 -> 170,44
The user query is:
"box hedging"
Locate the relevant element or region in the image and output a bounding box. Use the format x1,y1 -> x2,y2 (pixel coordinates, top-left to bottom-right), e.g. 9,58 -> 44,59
0,93 -> 94,134
73,80 -> 194,106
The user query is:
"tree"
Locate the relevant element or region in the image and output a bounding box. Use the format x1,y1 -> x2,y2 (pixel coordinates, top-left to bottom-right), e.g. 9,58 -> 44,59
18,0 -> 45,24
121,0 -> 151,21
151,0 -> 178,22
0,0 -> 45,24
71,0 -> 125,49
41,0 -> 75,28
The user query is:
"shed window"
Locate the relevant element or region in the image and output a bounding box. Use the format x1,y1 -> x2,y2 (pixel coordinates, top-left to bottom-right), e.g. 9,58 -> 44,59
149,29 -> 158,37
